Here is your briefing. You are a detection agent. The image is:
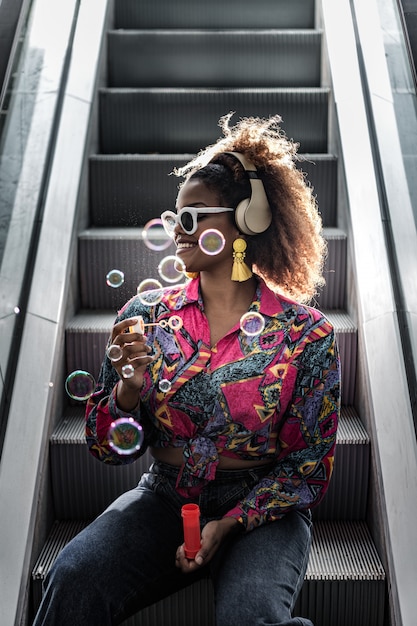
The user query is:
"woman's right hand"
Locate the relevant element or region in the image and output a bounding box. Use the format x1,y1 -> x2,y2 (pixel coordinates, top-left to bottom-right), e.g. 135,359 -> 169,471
109,317 -> 154,411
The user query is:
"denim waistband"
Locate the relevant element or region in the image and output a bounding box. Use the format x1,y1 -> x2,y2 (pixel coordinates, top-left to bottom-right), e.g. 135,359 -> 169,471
149,459 -> 274,484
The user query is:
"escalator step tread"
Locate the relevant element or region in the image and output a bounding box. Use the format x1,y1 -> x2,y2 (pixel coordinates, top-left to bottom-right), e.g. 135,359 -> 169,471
114,0 -> 315,30
107,30 -> 322,88
88,153 -> 338,228
98,88 -> 329,155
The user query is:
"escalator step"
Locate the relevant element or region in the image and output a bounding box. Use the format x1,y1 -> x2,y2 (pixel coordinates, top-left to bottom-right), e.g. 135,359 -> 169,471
107,30 -> 322,89
49,406 -> 368,522
315,228 -> 347,310
325,311 -> 357,406
32,519 -> 384,626
88,154 -> 338,228
98,88 -> 329,155
114,0 -> 315,30
78,226 -> 173,311
76,226 -> 345,311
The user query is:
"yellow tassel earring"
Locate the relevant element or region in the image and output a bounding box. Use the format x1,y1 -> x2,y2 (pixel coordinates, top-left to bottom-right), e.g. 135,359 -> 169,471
231,238 -> 253,282
185,272 -> 199,280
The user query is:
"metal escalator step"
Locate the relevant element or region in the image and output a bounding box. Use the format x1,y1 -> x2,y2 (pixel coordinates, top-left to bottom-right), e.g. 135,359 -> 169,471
313,407 -> 369,521
99,88 -> 329,155
315,228 -> 347,310
65,310 -> 115,381
298,154 -> 338,227
76,226 -> 345,311
89,154 -> 338,228
78,227 -> 173,310
114,0 -> 315,30
49,406 -> 368,521
324,311 -> 357,406
107,30 -> 322,89
89,154 -> 192,227
31,520 -> 90,613
295,521 -> 385,626
32,520 -> 384,626
50,407 -> 152,519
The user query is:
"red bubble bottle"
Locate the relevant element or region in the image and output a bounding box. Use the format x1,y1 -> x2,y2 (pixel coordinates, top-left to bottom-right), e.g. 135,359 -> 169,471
181,503 -> 201,559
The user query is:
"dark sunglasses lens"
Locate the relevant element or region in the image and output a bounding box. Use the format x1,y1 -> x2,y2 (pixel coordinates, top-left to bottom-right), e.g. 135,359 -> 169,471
180,210 -> 194,233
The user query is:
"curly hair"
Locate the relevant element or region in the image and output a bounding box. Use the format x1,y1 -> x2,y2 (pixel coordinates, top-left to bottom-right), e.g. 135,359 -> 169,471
174,113 -> 327,303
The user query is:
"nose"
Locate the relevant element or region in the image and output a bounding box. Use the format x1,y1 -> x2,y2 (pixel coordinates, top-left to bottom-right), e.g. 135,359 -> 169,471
173,218 -> 184,236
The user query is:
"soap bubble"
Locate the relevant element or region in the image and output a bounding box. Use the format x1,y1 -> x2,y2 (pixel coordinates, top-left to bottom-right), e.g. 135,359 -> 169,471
159,379 -> 172,393
121,363 -> 135,379
168,315 -> 183,330
198,229 -> 225,256
158,255 -> 185,283
108,417 -> 143,455
240,312 -> 265,336
106,269 -> 124,288
142,218 -> 172,251
65,370 -> 96,401
137,278 -> 163,305
107,344 -> 123,362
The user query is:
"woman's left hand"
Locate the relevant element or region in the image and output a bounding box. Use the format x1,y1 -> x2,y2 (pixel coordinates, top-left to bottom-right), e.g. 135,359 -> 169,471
175,517 -> 242,573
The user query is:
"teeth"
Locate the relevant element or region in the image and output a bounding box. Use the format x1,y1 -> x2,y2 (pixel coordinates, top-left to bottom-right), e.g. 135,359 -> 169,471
177,242 -> 195,249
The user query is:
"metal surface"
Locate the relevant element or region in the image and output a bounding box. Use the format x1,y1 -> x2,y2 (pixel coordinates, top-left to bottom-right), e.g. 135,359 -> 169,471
88,153 -> 338,227
108,30 -> 322,88
32,519 -> 385,626
0,1 -> 111,623
321,0 -> 417,623
114,0 -> 315,30
98,88 -> 329,155
0,0 -> 79,449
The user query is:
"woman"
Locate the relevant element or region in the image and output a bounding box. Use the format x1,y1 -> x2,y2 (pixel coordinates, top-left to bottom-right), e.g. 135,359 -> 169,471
34,115 -> 340,625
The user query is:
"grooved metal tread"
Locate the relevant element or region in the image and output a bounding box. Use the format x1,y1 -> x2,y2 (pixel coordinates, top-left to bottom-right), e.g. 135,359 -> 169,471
76,226 -> 346,311
114,0 -> 315,30
32,519 -> 385,626
49,404 -> 369,521
99,88 -> 330,155
32,519 -> 384,581
88,153 -> 338,228
107,30 -> 322,88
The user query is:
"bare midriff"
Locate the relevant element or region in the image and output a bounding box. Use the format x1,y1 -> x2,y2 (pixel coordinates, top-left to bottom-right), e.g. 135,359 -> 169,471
150,446 -> 273,470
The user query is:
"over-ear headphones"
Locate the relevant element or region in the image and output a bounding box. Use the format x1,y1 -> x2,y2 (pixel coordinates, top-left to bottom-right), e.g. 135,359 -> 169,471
224,152 -> 272,236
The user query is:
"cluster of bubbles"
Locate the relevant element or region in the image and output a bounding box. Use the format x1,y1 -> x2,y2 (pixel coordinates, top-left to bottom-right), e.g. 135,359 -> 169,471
65,218 -> 265,455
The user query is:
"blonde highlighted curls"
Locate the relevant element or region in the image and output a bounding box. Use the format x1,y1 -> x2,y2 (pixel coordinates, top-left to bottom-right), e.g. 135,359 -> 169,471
174,113 -> 327,303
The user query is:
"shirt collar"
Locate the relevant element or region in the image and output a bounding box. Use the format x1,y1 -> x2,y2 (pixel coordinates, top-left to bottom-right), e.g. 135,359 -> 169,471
168,275 -> 286,318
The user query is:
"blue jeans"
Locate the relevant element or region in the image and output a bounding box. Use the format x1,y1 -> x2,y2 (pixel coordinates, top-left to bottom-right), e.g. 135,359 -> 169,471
33,461 -> 314,626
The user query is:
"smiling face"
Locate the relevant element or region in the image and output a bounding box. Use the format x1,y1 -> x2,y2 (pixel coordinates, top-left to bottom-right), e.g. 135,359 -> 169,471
174,178 -> 239,276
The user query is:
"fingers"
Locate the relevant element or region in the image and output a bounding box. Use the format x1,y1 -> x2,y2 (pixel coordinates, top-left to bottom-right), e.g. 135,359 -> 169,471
175,521 -> 224,573
175,544 -> 202,573
111,317 -> 143,344
109,318 -> 155,385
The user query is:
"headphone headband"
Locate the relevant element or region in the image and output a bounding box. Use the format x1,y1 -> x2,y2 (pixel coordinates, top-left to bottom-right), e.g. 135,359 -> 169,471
223,152 -> 272,235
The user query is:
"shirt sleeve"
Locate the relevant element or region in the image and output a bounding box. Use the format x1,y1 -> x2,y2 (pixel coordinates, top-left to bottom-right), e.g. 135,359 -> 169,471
223,325 -> 340,531
85,306 -> 156,465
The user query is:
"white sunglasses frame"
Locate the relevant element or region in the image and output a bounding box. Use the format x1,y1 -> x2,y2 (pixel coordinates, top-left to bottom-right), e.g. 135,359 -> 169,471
161,206 -> 235,237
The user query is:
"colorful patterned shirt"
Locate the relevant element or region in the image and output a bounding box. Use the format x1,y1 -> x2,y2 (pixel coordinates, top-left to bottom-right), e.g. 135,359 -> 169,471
86,277 -> 340,531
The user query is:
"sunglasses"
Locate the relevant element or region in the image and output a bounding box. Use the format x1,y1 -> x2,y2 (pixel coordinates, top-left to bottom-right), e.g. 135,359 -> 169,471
161,206 -> 234,237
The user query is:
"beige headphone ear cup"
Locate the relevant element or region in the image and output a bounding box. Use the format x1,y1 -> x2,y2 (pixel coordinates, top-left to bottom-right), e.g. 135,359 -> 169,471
223,152 -> 271,236
234,198 -> 251,235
